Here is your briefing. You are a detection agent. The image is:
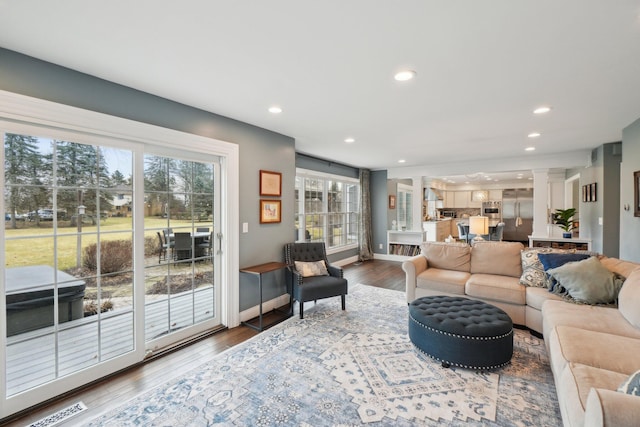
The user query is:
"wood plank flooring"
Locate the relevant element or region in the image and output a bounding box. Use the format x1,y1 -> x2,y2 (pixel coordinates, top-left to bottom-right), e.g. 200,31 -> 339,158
1,259 -> 405,426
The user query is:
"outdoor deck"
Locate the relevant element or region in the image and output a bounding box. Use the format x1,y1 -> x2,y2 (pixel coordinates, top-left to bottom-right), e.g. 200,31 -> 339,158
5,286 -> 215,396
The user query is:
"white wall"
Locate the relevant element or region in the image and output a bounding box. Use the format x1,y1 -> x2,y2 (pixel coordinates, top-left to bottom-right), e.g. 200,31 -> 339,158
620,117 -> 640,261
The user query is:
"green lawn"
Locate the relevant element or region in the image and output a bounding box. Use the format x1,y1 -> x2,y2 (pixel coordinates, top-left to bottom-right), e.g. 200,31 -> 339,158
4,217 -> 212,270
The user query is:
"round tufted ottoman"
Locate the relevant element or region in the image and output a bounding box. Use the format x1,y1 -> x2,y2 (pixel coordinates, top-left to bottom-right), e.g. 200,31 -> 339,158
408,296 -> 513,370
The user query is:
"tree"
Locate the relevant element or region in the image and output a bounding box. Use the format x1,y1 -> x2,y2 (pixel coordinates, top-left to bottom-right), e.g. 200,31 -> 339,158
4,133 -> 51,228
55,140 -> 113,216
110,170 -> 127,186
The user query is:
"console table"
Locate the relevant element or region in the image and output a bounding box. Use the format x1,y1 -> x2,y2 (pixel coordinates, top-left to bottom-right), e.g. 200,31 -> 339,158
528,236 -> 592,251
240,261 -> 290,331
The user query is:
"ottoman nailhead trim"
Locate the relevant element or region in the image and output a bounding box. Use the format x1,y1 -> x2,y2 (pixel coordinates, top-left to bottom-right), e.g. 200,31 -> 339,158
409,313 -> 513,341
411,344 -> 511,371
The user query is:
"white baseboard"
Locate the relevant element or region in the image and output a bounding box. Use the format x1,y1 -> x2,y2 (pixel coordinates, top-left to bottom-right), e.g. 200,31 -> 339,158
374,253 -> 408,261
239,294 -> 291,322
332,255 -> 359,267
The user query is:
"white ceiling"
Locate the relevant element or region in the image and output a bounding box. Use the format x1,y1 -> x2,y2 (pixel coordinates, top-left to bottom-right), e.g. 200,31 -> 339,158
1,1 -> 640,178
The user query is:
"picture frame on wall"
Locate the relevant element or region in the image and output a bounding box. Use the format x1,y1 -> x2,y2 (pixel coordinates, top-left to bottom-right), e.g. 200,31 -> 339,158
389,195 -> 396,209
260,199 -> 281,223
582,185 -> 587,203
259,170 -> 282,197
635,171 -> 640,217
590,182 -> 597,202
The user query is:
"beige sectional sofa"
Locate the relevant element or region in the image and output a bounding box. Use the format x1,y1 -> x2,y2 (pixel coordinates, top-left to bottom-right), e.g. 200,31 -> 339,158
402,241 -> 640,427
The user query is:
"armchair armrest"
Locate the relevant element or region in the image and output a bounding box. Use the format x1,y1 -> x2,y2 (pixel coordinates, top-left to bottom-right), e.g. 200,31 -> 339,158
327,264 -> 343,278
402,255 -> 428,303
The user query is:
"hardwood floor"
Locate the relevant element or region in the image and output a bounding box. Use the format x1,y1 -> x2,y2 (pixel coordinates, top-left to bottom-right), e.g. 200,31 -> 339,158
1,259 -> 404,426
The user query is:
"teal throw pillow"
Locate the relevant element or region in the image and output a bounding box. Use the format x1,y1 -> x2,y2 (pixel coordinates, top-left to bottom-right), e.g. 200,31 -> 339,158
546,256 -> 624,304
537,252 -> 591,292
618,370 -> 640,396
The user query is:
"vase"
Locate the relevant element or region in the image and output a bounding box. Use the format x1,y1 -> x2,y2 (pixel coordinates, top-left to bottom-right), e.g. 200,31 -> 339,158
562,232 -> 572,238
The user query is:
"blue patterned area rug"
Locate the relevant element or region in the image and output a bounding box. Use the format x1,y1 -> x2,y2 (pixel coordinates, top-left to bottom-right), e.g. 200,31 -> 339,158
88,284 -> 561,426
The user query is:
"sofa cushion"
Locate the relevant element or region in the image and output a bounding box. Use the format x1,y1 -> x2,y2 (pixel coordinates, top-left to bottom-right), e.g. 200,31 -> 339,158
549,326 -> 640,376
619,268 -> 640,329
547,257 -> 624,304
465,273 -> 526,305
542,300 -> 640,341
618,370 -> 640,396
526,286 -> 564,311
420,242 -> 471,272
600,257 -> 640,279
558,363 -> 629,427
470,241 -> 523,277
537,252 -> 592,291
416,268 -> 469,295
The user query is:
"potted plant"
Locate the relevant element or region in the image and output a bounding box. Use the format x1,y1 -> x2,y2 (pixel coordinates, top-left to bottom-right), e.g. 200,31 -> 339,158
553,208 -> 576,238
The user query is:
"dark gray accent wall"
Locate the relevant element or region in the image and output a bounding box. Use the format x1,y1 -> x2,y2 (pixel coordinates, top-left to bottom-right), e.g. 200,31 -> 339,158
0,48 -> 295,312
621,118 -> 640,261
371,170 -> 388,254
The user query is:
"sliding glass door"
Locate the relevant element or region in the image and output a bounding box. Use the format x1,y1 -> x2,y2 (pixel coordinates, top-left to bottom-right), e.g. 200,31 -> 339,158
0,93 -> 235,418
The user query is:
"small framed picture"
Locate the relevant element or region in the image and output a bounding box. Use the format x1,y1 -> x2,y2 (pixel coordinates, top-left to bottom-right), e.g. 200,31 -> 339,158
260,199 -> 281,223
590,183 -> 597,202
259,170 -> 282,197
634,171 -> 640,217
582,185 -> 587,202
389,195 -> 396,209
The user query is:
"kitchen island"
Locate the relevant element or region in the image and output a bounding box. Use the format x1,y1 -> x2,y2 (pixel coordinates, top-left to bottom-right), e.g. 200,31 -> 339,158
422,218 -> 453,242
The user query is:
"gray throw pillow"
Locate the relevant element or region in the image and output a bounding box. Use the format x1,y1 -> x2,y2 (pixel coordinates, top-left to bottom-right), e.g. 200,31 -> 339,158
294,260 -> 329,277
618,370 -> 640,396
546,257 -> 624,304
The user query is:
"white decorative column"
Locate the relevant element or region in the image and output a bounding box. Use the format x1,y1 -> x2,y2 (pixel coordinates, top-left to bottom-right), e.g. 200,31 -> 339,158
532,169 -> 550,237
412,177 -> 423,231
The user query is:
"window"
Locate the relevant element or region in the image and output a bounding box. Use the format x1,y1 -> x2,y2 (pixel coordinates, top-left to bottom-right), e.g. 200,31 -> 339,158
295,170 -> 359,252
397,184 -> 413,230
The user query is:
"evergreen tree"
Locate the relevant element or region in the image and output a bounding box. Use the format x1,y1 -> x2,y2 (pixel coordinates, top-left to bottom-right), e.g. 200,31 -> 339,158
4,133 -> 51,228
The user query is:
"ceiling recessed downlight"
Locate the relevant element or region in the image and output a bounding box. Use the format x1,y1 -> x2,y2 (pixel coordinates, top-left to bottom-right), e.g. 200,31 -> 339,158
394,70 -> 416,81
528,132 -> 541,138
533,106 -> 552,114
525,146 -> 536,151
398,159 -> 406,163
344,137 -> 355,143
268,106 -> 282,114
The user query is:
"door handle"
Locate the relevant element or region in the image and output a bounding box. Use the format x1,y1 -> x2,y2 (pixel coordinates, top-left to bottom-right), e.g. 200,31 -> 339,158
216,232 -> 223,254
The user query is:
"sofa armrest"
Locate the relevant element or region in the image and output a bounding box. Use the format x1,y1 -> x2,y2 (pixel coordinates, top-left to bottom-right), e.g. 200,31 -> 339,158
402,255 -> 428,303
584,388 -> 640,427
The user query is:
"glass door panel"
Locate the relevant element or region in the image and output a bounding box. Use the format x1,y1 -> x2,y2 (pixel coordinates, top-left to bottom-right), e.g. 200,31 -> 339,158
3,133 -> 134,396
143,154 -> 218,349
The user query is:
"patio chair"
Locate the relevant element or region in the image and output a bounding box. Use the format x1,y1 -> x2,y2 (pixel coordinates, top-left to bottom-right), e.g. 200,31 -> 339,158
284,242 -> 348,319
197,231 -> 214,260
173,232 -> 192,261
196,227 -> 209,233
156,231 -> 171,263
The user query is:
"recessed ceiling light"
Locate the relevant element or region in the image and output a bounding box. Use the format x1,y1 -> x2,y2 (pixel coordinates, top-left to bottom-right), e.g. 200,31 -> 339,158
268,106 -> 282,114
344,137 -> 355,143
394,70 -> 416,81
533,106 -> 552,114
398,159 -> 406,163
528,132 -> 541,138
525,146 -> 536,151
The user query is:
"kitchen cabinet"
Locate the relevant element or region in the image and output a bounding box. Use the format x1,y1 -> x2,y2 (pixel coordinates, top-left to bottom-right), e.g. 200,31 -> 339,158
454,191 -> 470,208
489,190 -> 502,201
443,191 -> 454,208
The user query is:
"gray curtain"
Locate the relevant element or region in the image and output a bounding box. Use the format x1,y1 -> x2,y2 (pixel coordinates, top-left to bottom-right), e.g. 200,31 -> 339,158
359,168 -> 374,261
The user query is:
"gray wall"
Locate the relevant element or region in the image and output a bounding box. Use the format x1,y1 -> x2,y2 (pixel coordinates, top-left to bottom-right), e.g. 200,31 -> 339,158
0,48 -> 295,311
577,143 -> 621,257
621,117 -> 640,262
371,170 -> 388,254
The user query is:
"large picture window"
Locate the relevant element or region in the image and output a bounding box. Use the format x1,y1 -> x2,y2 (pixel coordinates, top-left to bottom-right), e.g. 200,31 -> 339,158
295,170 -> 359,252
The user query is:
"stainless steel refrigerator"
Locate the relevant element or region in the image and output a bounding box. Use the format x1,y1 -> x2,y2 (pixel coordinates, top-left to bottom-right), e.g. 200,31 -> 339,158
502,188 -> 533,242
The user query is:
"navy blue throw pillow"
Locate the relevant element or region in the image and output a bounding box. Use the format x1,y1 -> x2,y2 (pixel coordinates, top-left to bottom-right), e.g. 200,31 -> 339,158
537,253 -> 591,293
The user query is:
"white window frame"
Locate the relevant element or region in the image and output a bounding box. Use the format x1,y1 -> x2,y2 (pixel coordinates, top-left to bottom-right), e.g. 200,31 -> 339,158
295,168 -> 359,255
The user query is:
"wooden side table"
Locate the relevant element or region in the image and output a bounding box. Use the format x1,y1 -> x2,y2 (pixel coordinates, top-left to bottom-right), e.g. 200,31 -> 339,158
240,261 -> 290,331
